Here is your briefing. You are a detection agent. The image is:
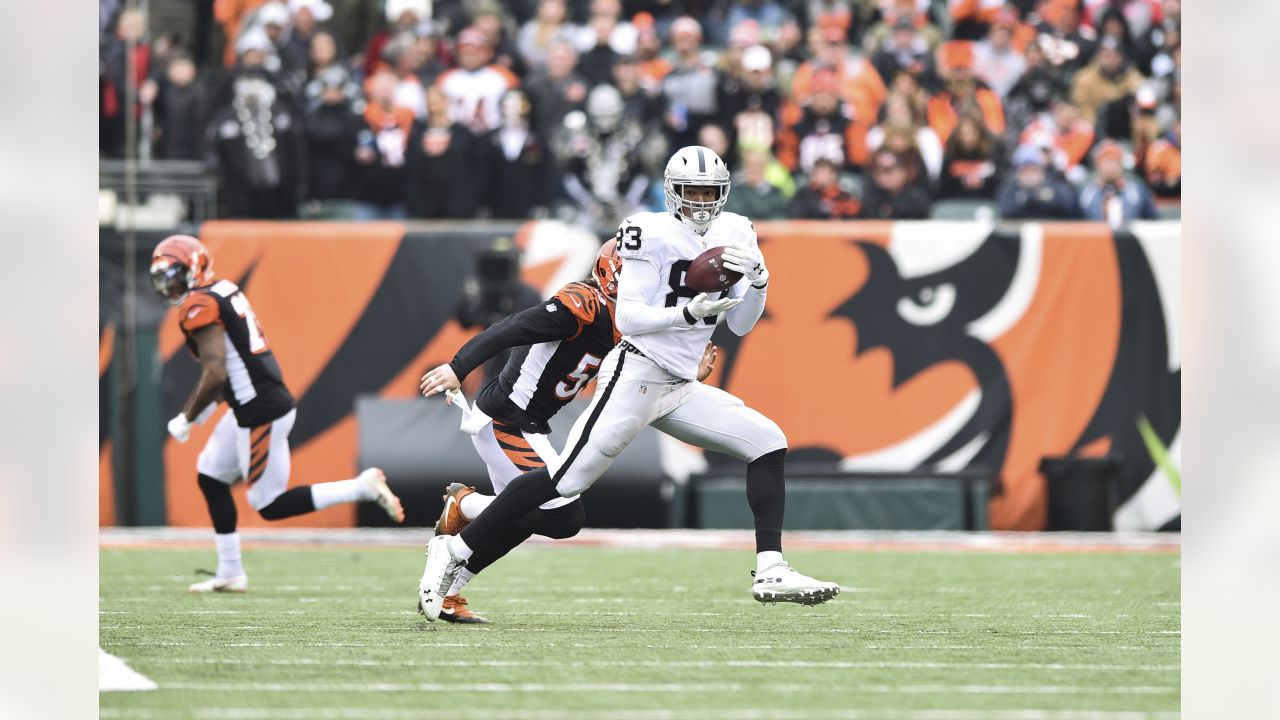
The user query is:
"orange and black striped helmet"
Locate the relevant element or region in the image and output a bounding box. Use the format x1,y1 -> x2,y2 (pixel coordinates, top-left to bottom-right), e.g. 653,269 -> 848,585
592,238 -> 621,298
150,234 -> 214,306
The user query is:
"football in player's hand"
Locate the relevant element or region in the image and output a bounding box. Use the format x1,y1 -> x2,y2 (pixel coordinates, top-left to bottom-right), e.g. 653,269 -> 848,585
684,246 -> 744,292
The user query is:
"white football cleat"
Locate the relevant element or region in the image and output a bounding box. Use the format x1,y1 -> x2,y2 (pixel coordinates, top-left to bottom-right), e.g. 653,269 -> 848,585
418,535 -> 467,622
358,467 -> 404,523
188,575 -> 248,593
751,562 -> 840,605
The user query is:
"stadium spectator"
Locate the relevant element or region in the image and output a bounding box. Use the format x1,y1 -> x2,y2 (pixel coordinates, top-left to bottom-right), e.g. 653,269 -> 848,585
380,33 -> 428,118
926,40 -> 1005,144
283,0 -> 332,70
153,54 -> 208,161
870,16 -> 934,89
803,0 -> 857,44
860,148 -> 932,219
482,89 -> 553,218
354,69 -> 414,218
726,0 -> 796,47
1142,113 -> 1179,198
258,2 -> 309,87
471,3 -> 525,75
1034,0 -> 1097,74
938,112 -> 1003,199
947,0 -> 1004,42
327,0 -> 382,68
1135,0 -> 1179,77
725,149 -> 788,219
791,21 -> 886,125
628,15 -> 669,92
555,84 -> 663,233
1070,35 -> 1143,124
972,9 -> 1027,97
303,66 -> 360,202
1019,97 -> 1095,183
1093,7 -> 1136,59
215,0 -> 270,67
1003,38 -> 1067,145
100,8 -> 151,158
525,40 -> 590,143
207,64 -> 306,218
437,28 -> 520,133
1079,140 -> 1159,225
776,67 -> 870,175
612,55 -> 662,129
406,85 -> 485,218
576,4 -> 624,86
1082,0 -> 1163,38
864,0 -> 943,52
867,91 -> 943,182
718,45 -> 782,150
788,157 -> 862,219
365,0 -> 431,76
517,0 -> 579,71
996,144 -> 1079,219
577,0 -> 637,57
661,17 -> 721,150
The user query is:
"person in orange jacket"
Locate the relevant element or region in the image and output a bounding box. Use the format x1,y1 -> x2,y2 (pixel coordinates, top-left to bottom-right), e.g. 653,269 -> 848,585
927,40 -> 1005,145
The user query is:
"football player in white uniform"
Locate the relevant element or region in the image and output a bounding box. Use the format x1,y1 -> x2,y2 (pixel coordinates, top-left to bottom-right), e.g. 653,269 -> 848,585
418,145 -> 840,619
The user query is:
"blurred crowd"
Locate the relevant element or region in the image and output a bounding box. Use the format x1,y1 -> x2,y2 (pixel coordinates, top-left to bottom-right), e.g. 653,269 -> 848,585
100,0 -> 1180,229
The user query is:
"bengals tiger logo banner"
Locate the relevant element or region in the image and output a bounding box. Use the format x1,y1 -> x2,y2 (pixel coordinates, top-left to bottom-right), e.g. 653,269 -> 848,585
706,220 -> 1180,531
101,220 -> 1179,531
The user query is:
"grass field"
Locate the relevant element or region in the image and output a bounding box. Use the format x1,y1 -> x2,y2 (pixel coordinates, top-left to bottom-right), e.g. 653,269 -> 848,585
100,534 -> 1180,720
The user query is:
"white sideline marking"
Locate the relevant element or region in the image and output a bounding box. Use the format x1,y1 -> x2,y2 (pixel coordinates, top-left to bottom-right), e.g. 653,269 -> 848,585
98,648 -> 158,692
101,710 -> 1182,720
159,682 -> 1177,695
160,657 -> 1179,672
100,711 -> 1183,720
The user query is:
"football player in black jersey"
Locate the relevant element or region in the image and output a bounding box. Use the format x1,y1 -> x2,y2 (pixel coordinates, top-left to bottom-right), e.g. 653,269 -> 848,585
415,239 -> 716,622
151,235 -> 406,593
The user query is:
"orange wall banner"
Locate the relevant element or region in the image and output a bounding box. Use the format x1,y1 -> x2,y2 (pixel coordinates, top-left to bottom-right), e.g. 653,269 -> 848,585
104,220 -> 1179,532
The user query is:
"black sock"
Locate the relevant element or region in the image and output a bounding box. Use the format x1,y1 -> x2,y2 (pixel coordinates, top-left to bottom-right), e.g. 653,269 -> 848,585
463,525 -> 535,575
746,448 -> 787,554
459,467 -> 561,549
197,474 -> 237,534
257,486 -> 317,521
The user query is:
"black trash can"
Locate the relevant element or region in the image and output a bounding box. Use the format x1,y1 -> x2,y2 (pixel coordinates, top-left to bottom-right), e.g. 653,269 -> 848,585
1039,455 -> 1122,531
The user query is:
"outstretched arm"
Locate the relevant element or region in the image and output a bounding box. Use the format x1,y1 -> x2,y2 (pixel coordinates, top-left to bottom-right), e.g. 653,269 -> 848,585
721,244 -> 770,336
421,299 -> 581,398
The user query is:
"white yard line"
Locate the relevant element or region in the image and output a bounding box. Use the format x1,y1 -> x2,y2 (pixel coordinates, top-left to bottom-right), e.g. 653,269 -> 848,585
100,710 -> 1182,720
100,527 -> 1180,554
157,657 -> 1179,672
156,681 -> 1177,695
98,648 -> 158,692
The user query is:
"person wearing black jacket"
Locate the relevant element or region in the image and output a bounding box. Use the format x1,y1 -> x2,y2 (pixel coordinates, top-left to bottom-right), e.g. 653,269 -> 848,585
482,89 -> 553,218
860,148 -> 934,219
206,69 -> 307,218
405,85 -> 486,218
997,144 -> 1080,219
303,67 -> 360,201
414,240 -> 717,623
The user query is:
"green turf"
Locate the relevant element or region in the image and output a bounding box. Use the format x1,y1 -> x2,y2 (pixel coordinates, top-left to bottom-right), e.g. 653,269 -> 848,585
100,545 -> 1180,719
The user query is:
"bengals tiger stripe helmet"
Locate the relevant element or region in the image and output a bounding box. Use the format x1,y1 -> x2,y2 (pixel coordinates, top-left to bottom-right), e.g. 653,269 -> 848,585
592,238 -> 620,298
150,234 -> 215,306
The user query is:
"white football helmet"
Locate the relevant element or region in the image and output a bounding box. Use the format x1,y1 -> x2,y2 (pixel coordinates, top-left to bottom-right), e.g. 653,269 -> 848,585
664,145 -> 731,233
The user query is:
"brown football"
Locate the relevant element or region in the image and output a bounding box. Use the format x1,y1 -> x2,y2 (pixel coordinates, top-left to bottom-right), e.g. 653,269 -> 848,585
684,246 -> 743,293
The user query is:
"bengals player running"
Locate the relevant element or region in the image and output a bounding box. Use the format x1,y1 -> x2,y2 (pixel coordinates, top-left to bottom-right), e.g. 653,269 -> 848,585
415,239 -> 716,623
151,235 -> 405,593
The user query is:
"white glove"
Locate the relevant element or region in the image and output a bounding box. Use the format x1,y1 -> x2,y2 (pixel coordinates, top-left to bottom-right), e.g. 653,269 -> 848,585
686,292 -> 742,320
721,246 -> 769,287
167,413 -> 193,443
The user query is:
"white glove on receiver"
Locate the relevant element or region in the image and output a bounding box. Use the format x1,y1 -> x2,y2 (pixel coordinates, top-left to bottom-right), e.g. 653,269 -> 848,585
686,293 -> 742,320
721,246 -> 769,287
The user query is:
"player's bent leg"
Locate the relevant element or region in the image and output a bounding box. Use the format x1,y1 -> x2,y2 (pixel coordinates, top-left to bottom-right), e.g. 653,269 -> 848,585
191,415 -> 249,593
514,499 -> 586,540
